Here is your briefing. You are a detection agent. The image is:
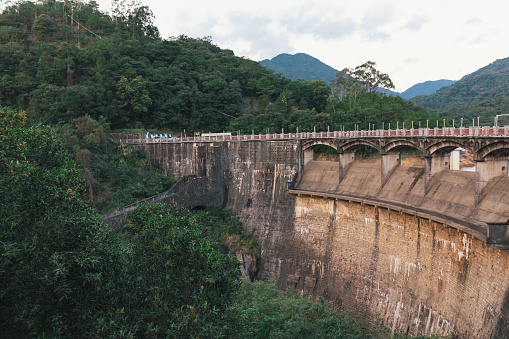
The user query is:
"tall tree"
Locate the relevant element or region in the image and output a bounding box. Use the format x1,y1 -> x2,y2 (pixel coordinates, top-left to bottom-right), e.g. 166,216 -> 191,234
116,75 -> 152,125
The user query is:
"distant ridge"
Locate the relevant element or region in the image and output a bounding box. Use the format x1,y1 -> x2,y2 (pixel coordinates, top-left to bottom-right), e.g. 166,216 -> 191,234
259,53 -> 455,99
399,80 -> 456,100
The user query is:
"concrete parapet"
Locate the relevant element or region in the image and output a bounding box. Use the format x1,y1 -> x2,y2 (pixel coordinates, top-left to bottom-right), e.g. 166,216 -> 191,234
487,222 -> 509,250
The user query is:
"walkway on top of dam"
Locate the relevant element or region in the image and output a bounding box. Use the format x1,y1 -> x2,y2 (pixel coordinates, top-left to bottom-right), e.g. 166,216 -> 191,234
122,125 -> 509,145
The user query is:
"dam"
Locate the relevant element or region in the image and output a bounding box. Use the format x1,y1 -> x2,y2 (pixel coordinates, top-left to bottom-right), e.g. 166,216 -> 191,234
120,128 -> 509,338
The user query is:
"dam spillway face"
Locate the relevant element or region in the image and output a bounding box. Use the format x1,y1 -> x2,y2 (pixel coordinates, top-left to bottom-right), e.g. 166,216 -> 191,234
129,136 -> 509,338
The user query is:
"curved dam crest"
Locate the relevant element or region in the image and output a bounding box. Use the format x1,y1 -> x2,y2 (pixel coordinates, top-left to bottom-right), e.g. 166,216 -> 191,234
127,139 -> 509,338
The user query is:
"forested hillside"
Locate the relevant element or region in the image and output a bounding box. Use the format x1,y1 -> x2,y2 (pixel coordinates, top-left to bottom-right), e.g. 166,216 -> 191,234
0,0 -> 338,132
411,58 -> 509,125
0,0 -> 440,135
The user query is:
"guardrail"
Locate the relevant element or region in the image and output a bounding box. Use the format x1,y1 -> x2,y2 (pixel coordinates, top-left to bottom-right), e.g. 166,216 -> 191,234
121,126 -> 509,144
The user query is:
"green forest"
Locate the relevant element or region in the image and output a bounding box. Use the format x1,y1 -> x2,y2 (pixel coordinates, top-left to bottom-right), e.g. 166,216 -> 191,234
0,0 -> 444,134
0,1 -> 457,338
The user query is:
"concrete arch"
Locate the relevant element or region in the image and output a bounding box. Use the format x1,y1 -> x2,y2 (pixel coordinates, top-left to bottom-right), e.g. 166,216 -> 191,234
427,140 -> 473,156
302,139 -> 338,151
382,139 -> 421,155
338,139 -> 380,154
476,142 -> 509,160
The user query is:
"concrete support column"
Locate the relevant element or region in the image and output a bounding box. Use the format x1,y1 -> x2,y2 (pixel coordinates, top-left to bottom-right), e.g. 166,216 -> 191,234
381,153 -> 401,186
424,152 -> 450,193
303,148 -> 314,166
475,156 -> 508,203
338,151 -> 355,183
450,149 -> 460,170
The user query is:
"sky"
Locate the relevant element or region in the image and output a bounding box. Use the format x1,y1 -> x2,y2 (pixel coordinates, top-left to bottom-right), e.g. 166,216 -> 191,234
23,0 -> 509,92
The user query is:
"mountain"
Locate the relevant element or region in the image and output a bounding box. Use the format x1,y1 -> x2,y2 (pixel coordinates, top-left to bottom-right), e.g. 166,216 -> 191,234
399,80 -> 456,100
259,53 -> 339,83
410,57 -> 509,125
259,53 -> 454,99
411,57 -> 509,110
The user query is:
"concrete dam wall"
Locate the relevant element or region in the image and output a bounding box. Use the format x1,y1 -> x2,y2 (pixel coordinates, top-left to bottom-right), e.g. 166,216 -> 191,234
132,140 -> 509,338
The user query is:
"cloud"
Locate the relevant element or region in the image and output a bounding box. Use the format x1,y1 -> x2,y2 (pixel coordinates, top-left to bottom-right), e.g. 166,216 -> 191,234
404,57 -> 419,63
219,13 -> 293,60
402,15 -> 429,31
174,9 -> 222,37
363,31 -> 391,42
279,6 -> 357,40
361,2 -> 395,30
215,5 -> 359,59
466,17 -> 482,25
470,35 -> 486,44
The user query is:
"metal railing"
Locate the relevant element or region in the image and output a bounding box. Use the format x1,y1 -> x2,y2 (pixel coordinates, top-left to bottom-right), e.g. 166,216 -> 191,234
121,126 -> 509,144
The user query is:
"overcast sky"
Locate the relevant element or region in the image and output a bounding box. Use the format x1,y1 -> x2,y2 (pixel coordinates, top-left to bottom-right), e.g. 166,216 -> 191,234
98,1 -> 508,91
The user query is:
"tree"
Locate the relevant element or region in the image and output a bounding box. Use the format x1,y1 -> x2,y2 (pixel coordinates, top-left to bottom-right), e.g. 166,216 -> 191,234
308,80 -> 331,113
0,109 -> 242,337
330,68 -> 364,106
28,83 -> 66,123
0,109 -> 124,337
126,5 -> 159,39
32,13 -> 56,42
116,75 -> 152,125
123,203 -> 242,337
331,62 -> 395,105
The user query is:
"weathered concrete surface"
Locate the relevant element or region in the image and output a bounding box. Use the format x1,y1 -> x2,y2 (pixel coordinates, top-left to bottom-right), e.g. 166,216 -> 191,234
103,142 -> 229,229
296,161 -> 509,235
278,196 -> 509,338
286,161 -> 509,337
132,141 -> 509,338
102,175 -> 225,229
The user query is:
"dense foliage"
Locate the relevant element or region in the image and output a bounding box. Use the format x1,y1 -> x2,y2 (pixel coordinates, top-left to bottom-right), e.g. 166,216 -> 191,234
0,109 -> 240,337
0,0 -> 440,136
0,0 -> 329,132
234,279 -> 442,339
193,206 -> 259,254
58,115 -> 176,213
229,91 -> 445,134
0,109 -> 121,337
